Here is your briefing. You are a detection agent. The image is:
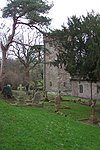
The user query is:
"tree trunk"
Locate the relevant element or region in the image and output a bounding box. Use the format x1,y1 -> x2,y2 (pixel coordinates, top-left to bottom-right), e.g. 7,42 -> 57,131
88,81 -> 93,106
0,47 -> 7,90
90,81 -> 92,100
0,16 -> 17,90
24,66 -> 30,84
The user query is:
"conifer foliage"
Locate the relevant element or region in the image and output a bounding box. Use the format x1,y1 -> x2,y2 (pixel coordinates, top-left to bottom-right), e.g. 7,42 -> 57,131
51,11 -> 100,82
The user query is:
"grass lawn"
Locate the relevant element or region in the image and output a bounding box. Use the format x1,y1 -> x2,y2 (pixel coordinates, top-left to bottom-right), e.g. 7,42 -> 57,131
0,98 -> 100,150
62,95 -> 92,101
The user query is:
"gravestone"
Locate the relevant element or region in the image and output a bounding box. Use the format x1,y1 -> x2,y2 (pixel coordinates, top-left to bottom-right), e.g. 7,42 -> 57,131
18,84 -> 23,91
2,84 -> 12,98
33,91 -> 41,104
55,95 -> 61,111
33,90 -> 43,107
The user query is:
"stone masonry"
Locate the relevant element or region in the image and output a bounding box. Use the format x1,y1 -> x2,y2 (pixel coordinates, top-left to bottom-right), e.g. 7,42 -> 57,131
44,37 -> 72,95
43,37 -> 100,100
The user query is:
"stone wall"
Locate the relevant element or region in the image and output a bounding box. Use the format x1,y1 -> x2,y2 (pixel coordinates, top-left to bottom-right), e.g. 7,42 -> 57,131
44,38 -> 72,95
44,37 -> 100,100
71,80 -> 100,100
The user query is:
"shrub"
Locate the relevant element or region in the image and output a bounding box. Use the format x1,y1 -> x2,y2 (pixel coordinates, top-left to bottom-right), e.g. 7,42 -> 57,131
2,85 -> 12,98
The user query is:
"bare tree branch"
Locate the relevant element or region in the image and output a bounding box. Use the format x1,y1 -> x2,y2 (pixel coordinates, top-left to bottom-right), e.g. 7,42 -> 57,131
17,22 -> 46,35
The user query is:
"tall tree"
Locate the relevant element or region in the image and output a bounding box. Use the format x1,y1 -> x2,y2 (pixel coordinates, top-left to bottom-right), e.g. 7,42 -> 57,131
0,0 -> 53,89
50,11 -> 100,99
10,28 -> 44,84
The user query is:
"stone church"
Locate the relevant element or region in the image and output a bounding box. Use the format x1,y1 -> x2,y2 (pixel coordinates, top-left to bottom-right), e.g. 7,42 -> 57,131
43,37 -> 100,100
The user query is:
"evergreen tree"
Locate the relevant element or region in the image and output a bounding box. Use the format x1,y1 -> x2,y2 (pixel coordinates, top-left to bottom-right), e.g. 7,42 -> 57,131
50,11 -> 100,99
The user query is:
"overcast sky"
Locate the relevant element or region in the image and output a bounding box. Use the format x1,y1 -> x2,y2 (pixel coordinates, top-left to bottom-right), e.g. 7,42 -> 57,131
48,0 -> 100,29
0,0 -> 100,29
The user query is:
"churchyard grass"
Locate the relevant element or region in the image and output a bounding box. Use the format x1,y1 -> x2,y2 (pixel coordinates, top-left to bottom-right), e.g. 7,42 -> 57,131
62,95 -> 90,101
44,100 -> 100,120
0,98 -> 100,150
61,101 -> 100,120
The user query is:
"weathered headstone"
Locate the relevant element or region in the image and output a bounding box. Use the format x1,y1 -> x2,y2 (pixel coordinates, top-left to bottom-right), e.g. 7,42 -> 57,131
2,84 -> 12,98
33,90 -> 43,107
33,91 -> 41,104
55,95 -> 61,111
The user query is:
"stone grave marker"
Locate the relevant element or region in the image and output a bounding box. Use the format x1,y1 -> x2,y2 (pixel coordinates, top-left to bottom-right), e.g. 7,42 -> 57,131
33,90 -> 43,107
18,84 -> 23,91
55,95 -> 61,111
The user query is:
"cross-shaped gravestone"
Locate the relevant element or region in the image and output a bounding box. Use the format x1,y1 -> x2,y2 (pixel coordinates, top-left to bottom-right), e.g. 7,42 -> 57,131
19,84 -> 23,91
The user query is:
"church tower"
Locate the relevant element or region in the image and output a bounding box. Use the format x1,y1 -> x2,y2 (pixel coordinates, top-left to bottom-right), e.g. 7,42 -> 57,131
43,37 -> 72,95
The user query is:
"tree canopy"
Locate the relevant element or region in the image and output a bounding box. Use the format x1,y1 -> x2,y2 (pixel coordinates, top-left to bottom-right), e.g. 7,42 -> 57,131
0,0 -> 53,88
2,0 -> 53,28
50,11 -> 100,82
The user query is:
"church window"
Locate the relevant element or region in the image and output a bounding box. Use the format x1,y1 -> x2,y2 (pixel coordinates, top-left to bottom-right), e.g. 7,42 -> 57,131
97,85 -> 100,93
79,85 -> 83,93
50,81 -> 52,86
64,82 -> 66,87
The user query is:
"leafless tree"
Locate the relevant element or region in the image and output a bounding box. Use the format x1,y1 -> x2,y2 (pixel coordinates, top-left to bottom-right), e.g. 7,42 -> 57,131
0,0 -> 52,89
10,27 -> 44,84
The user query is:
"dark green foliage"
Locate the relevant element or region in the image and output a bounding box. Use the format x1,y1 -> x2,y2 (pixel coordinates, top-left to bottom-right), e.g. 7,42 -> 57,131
2,85 -> 12,98
50,11 -> 100,82
2,0 -> 53,27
